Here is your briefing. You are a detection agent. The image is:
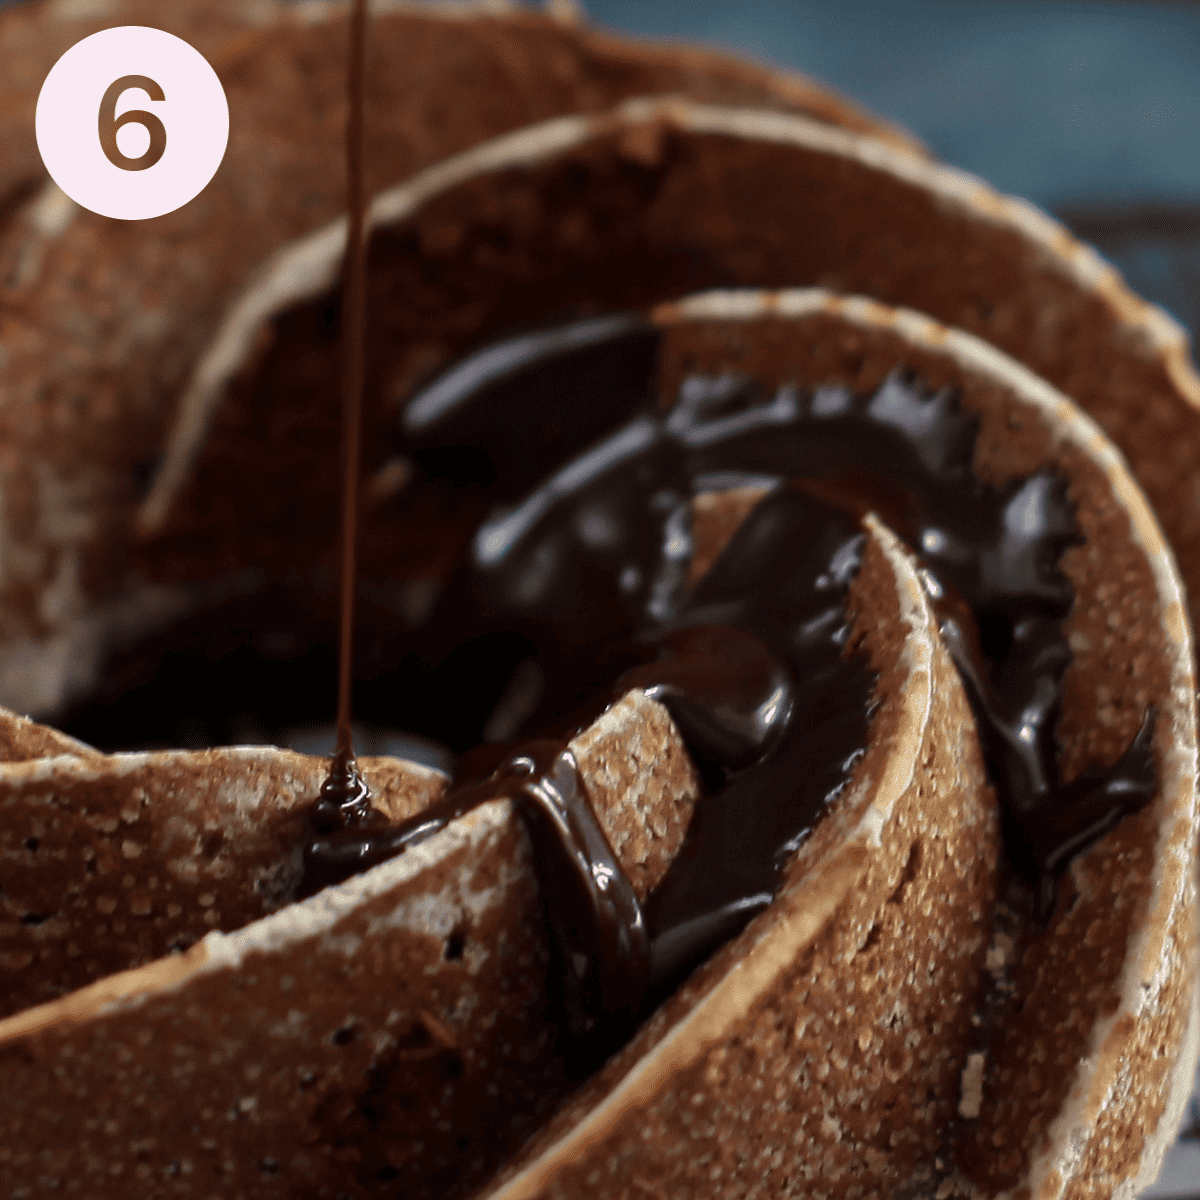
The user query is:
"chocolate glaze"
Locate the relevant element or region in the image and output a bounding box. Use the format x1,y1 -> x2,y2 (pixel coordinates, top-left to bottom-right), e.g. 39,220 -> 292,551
303,314 -> 1155,1048
304,475 -> 871,1065
310,748 -> 374,835
306,738 -> 650,1060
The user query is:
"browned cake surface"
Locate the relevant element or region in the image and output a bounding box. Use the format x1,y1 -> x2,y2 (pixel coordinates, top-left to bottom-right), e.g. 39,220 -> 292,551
111,126 -> 1191,1175
0,798 -> 564,1199
0,503 -> 929,1199
0,709 -> 98,763
0,750 -> 446,1018
0,19 -> 1192,1193
0,677 -> 704,1197
136,115 -> 1200,674
485,513 -> 997,1200
0,2 -> 916,650
652,313 -> 1187,1195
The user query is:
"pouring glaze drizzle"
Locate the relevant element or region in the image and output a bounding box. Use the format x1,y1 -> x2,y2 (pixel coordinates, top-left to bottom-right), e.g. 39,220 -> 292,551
319,0 -> 371,817
303,313 -> 1155,1062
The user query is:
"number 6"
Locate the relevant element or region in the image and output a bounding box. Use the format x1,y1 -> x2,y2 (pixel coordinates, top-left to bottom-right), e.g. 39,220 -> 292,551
98,75 -> 166,172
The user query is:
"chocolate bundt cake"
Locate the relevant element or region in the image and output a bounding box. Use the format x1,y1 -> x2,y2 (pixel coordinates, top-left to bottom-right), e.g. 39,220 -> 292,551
0,5 -> 1196,1200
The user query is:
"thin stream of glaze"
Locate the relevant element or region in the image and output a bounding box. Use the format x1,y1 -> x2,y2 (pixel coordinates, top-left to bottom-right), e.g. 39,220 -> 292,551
323,0 -> 371,811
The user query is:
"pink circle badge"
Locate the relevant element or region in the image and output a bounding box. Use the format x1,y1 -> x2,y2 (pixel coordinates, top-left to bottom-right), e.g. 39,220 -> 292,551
35,26 -> 229,221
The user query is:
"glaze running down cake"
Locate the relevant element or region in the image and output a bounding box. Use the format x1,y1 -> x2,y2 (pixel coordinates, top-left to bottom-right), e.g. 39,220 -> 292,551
0,5 -> 1197,1200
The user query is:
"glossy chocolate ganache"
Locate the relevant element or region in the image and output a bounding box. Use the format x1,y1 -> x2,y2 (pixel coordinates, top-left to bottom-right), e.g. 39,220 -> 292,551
66,315 -> 1155,1066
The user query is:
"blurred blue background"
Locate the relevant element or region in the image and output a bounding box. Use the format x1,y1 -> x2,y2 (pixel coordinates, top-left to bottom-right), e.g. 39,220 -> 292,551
583,0 -> 1200,338
587,0 -> 1200,207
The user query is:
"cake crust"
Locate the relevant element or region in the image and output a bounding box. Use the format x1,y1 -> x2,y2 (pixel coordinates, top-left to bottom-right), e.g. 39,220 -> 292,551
0,22 -> 1194,1200
0,286 -> 1192,1198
